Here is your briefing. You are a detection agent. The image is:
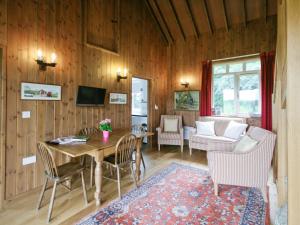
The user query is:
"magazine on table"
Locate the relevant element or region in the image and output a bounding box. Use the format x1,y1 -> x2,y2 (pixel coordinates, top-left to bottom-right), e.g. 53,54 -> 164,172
47,135 -> 89,145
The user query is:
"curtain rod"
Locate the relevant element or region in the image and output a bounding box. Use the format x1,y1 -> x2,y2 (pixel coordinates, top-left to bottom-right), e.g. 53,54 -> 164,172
212,53 -> 260,62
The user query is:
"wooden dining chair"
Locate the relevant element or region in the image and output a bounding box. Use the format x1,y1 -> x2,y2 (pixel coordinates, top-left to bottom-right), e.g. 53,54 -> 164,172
79,127 -> 100,187
131,125 -> 146,170
36,142 -> 88,223
103,134 -> 138,199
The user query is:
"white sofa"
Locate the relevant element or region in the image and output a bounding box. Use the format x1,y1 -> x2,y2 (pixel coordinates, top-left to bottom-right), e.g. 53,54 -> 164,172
189,116 -> 247,155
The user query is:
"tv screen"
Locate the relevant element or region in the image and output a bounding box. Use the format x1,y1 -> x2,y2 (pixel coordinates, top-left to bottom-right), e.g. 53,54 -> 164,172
76,86 -> 106,106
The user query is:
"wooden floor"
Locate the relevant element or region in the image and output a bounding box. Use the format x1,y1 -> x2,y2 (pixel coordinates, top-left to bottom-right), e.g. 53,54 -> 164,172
0,144 -> 208,225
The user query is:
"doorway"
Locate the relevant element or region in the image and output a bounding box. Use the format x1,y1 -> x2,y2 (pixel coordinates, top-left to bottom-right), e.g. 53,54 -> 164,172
131,77 -> 148,143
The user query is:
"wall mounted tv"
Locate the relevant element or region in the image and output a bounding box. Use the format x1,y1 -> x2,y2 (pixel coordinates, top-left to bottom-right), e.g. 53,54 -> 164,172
76,86 -> 106,106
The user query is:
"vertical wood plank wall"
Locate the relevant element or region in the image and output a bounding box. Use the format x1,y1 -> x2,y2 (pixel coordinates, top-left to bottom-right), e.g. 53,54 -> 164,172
2,0 -> 168,200
166,17 -> 277,127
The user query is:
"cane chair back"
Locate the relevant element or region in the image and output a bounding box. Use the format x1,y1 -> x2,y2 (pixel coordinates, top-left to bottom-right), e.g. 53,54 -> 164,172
114,134 -> 137,165
37,142 -> 58,179
79,127 -> 99,136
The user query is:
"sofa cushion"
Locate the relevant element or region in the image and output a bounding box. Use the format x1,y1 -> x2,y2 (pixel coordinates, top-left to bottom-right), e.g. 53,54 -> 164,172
223,121 -> 248,140
196,121 -> 215,136
160,132 -> 181,140
233,135 -> 258,153
164,118 -> 178,132
190,134 -> 236,144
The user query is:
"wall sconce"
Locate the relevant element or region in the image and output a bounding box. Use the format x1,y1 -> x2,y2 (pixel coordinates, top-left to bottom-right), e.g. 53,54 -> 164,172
35,49 -> 57,71
117,68 -> 128,81
180,80 -> 189,88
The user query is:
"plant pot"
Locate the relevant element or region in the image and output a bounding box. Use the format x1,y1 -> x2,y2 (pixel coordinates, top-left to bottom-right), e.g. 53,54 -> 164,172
102,130 -> 110,139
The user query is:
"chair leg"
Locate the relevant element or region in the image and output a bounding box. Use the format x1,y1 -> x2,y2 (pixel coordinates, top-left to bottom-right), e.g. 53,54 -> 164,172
47,180 -> 57,223
81,171 -> 88,206
260,187 -> 268,202
130,162 -> 138,187
116,166 -> 121,199
37,178 -> 48,211
141,153 -> 146,170
158,144 -> 160,151
214,183 -> 218,196
189,147 -> 192,156
180,144 -> 183,153
90,157 -> 94,188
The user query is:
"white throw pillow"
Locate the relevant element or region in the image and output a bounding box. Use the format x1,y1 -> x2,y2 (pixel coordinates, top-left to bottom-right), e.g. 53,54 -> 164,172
223,121 -> 248,140
164,118 -> 178,132
195,121 -> 215,136
234,135 -> 258,153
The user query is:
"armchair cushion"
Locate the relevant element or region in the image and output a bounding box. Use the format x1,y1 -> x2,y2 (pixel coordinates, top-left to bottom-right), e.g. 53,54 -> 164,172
196,121 -> 215,136
164,118 -> 178,132
223,121 -> 248,140
233,135 -> 258,153
191,134 -> 236,144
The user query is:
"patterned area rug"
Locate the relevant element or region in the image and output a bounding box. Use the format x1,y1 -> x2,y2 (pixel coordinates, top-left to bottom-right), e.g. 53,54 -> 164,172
77,163 -> 269,225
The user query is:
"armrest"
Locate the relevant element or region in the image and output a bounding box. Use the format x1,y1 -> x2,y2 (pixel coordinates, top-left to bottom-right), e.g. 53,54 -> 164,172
189,128 -> 197,139
156,127 -> 162,135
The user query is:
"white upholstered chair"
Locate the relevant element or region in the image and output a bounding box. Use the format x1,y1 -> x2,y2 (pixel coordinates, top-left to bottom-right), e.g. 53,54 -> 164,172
207,126 -> 276,202
156,115 -> 184,152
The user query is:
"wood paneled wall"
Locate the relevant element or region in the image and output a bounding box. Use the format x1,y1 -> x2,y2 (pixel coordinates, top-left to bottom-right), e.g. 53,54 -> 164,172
166,17 -> 277,126
3,0 -> 168,200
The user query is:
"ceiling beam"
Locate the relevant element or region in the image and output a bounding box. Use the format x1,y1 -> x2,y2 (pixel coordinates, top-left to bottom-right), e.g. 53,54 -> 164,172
152,0 -> 175,43
262,0 -> 268,23
241,0 -> 247,27
185,0 -> 200,39
200,0 -> 213,35
168,0 -> 186,41
144,0 -> 170,45
221,0 -> 229,31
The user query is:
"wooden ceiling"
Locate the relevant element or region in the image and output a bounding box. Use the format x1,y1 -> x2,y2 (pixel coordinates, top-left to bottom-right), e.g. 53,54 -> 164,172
145,0 -> 277,44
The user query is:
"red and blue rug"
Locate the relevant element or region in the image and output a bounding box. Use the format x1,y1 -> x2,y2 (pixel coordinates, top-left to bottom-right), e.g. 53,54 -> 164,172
77,163 -> 269,225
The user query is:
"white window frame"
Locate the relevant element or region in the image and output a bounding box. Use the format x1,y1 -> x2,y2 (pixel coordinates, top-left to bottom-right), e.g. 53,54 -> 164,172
212,57 -> 261,117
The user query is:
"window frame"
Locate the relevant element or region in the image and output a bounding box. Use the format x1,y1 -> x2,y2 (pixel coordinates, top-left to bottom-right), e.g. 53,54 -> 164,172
212,57 -> 261,117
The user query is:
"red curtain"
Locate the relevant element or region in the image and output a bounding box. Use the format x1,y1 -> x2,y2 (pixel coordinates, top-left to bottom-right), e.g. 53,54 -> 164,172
200,60 -> 212,116
260,51 -> 275,131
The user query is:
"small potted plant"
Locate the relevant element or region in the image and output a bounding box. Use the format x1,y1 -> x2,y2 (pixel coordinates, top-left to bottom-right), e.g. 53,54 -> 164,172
99,118 -> 112,139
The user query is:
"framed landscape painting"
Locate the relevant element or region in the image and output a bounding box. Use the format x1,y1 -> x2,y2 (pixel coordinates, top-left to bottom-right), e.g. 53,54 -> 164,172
21,82 -> 61,101
109,92 -> 127,104
174,90 -> 200,111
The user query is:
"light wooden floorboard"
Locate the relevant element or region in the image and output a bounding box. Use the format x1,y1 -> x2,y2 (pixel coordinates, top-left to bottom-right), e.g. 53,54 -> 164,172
0,145 -> 207,225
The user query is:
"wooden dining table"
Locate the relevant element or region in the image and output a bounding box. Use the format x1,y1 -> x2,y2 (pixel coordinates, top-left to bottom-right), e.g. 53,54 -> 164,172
45,129 -> 154,206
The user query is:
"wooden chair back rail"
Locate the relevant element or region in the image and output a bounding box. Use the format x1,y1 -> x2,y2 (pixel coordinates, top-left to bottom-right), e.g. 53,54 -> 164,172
79,127 -> 99,136
37,142 -> 58,178
115,134 -> 136,165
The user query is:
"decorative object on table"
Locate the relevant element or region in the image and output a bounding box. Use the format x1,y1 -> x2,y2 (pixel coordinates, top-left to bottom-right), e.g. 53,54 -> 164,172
99,118 -> 112,139
109,92 -> 127,104
174,90 -> 200,111
21,82 -> 61,100
76,163 -> 270,225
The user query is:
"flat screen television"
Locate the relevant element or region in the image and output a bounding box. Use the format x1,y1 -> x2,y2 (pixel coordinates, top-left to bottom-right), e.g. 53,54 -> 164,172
76,86 -> 106,106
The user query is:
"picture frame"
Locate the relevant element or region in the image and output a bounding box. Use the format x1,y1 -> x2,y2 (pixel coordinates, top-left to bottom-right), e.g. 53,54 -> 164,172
174,90 -> 200,111
109,92 -> 127,104
21,82 -> 61,101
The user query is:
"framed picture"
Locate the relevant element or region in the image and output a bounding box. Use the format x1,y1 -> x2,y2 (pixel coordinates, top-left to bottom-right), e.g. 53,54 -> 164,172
21,82 -> 61,101
109,92 -> 127,104
174,90 -> 200,111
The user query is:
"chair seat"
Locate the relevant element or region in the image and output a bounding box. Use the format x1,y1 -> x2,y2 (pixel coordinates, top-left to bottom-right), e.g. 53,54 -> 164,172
56,162 -> 85,179
190,134 -> 237,144
160,132 -> 181,140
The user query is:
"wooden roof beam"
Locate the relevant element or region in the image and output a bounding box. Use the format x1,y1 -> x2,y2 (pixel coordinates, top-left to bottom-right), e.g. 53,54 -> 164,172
185,0 -> 200,39
168,0 -> 186,41
221,0 -> 229,31
144,0 -> 170,45
152,0 -> 175,43
241,0 -> 247,27
201,0 -> 213,35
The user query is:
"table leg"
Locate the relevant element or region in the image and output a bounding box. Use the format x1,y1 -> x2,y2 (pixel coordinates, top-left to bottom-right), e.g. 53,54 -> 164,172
94,151 -> 103,206
135,138 -> 142,181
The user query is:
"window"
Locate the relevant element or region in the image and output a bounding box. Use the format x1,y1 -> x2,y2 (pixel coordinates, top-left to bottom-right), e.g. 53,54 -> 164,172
212,58 -> 261,116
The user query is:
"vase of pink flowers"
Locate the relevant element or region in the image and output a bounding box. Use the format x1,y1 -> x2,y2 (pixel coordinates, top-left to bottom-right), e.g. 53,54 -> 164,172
99,119 -> 112,139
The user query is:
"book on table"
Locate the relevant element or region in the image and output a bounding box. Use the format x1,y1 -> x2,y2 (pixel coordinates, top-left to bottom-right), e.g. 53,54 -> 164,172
47,135 -> 89,145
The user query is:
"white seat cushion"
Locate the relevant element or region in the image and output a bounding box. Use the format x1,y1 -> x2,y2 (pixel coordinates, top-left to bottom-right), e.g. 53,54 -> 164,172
223,121 -> 248,140
164,118 -> 178,132
190,134 -> 236,144
196,121 -> 215,136
160,132 -> 181,140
